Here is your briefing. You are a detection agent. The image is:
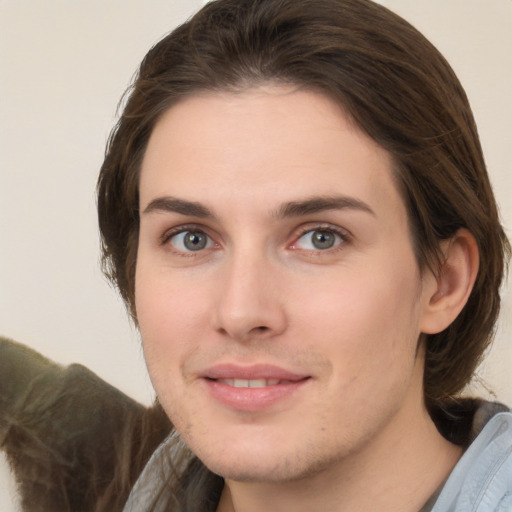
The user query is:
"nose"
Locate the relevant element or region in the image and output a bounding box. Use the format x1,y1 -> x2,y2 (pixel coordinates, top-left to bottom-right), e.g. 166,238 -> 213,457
213,251 -> 287,342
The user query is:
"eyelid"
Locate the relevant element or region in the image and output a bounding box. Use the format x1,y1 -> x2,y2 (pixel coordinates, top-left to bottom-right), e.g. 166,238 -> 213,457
160,223 -> 220,254
159,222 -> 351,254
161,223 -> 208,242
288,223 -> 352,251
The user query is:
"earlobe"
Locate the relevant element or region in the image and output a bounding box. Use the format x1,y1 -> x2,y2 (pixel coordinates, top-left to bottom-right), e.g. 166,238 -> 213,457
420,229 -> 480,334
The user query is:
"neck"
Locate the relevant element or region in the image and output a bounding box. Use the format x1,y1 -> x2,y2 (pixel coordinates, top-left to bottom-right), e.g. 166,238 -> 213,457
217,365 -> 461,512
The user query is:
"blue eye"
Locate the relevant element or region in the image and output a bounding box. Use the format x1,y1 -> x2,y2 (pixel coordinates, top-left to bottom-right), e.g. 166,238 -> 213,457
168,230 -> 213,252
295,229 -> 343,250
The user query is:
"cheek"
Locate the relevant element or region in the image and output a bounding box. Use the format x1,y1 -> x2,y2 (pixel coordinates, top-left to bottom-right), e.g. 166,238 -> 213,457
291,258 -> 423,378
135,264 -> 204,383
135,272 -> 204,428
136,258 -> 209,334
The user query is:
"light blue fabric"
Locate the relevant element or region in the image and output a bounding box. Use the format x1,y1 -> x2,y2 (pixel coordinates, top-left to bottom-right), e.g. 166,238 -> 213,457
431,413 -> 512,512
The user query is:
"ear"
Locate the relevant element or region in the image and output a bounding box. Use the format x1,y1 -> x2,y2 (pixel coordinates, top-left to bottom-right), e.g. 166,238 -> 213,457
420,229 -> 479,335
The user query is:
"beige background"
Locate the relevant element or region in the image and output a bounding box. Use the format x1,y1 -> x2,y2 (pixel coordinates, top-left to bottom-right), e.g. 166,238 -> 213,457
1,1 -> 511,509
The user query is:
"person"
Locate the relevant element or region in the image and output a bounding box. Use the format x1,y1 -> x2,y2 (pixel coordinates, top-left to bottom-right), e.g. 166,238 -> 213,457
95,0 -> 512,511
2,0 -> 508,511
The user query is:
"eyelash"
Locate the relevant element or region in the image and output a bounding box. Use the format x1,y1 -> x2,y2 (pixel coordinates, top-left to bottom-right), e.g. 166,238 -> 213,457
290,223 -> 351,254
160,224 -> 217,255
160,223 -> 351,255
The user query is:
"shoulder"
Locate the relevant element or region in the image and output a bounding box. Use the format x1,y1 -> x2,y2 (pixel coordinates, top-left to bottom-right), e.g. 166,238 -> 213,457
433,404 -> 512,512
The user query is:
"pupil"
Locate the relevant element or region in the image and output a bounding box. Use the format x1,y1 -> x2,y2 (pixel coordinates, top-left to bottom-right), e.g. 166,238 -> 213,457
312,230 -> 335,249
184,231 -> 207,251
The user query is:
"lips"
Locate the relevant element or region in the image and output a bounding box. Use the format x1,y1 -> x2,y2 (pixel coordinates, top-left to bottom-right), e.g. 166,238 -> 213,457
203,363 -> 308,382
201,364 -> 310,411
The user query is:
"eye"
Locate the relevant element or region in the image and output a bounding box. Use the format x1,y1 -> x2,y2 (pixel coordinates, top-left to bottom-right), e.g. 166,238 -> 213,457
167,229 -> 214,252
294,229 -> 344,251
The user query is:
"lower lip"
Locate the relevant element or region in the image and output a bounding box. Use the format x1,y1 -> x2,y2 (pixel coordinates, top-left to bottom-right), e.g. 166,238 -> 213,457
203,378 -> 310,412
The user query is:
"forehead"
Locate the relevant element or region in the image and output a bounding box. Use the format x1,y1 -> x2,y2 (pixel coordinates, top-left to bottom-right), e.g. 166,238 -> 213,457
139,86 -> 405,221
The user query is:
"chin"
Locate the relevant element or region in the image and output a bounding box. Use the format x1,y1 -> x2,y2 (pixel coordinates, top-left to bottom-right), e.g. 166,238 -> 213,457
206,457 -> 307,483
192,436 -> 338,484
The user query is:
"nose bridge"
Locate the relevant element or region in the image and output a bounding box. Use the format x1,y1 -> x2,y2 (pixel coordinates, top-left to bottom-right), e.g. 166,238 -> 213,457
213,242 -> 286,341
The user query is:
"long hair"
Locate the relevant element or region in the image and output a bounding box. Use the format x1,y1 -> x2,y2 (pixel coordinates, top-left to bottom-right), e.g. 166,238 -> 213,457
97,0 -> 510,507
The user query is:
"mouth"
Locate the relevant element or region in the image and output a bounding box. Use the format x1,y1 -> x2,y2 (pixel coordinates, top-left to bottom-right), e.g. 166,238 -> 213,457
201,364 -> 311,411
202,363 -> 309,382
214,378 -> 294,388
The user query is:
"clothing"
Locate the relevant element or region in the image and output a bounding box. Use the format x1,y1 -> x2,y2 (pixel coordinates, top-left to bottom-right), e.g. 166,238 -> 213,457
123,402 -> 512,512
430,410 -> 512,512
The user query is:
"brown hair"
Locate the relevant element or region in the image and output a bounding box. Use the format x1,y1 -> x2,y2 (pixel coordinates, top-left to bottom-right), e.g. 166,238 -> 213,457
98,0 -> 508,431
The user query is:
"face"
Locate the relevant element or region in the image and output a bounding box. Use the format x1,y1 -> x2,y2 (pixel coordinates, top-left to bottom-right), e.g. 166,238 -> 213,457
136,86 -> 437,482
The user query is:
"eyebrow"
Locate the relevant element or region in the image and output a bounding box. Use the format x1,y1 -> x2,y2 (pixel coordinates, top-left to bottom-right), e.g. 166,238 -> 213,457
142,195 -> 375,219
275,196 -> 375,218
142,197 -> 214,218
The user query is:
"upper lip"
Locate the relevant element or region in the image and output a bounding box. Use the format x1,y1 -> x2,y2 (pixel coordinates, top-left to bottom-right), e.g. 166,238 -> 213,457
202,363 -> 309,382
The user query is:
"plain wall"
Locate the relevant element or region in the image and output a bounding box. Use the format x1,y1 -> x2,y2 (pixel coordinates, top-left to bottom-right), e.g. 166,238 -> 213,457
1,1 -> 511,509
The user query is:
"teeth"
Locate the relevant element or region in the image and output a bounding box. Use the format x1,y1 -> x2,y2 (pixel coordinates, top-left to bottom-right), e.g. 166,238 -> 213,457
245,379 -> 267,388
218,378 -> 280,387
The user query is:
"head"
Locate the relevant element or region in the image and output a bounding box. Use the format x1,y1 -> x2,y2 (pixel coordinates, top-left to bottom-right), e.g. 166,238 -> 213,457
98,0 -> 508,469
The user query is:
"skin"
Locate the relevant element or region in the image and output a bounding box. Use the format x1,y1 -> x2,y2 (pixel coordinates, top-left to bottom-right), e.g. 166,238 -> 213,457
136,86 -> 470,511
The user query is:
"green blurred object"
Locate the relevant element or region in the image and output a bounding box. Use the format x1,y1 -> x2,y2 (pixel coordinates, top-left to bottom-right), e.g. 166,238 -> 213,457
0,336 -> 171,512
